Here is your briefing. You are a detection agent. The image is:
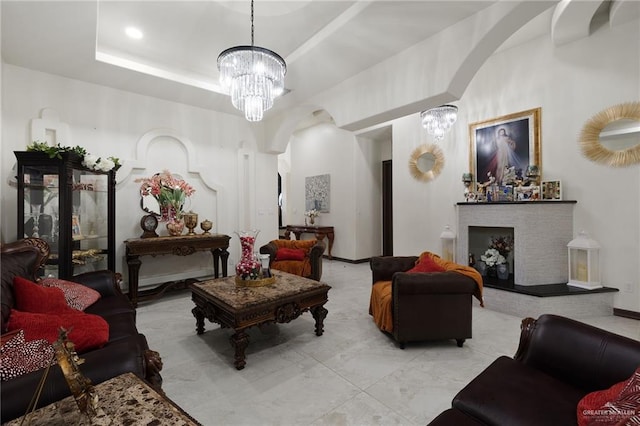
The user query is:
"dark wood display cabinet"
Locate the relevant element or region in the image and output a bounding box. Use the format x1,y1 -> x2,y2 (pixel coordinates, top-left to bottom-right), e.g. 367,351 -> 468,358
15,151 -> 116,279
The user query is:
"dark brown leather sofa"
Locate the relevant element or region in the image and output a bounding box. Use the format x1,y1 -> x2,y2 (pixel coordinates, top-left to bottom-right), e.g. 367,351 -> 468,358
1,238 -> 162,423
429,314 -> 640,425
370,256 -> 477,348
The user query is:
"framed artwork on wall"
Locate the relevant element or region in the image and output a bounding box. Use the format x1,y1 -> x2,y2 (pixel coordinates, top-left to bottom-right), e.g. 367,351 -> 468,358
305,174 -> 330,212
469,108 -> 541,189
542,180 -> 562,200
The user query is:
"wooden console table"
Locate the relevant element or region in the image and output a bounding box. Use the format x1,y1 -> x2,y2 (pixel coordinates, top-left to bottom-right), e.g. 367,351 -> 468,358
125,234 -> 230,307
284,225 -> 334,259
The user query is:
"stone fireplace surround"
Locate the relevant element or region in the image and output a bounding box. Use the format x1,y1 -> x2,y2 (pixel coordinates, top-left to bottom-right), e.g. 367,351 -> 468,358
457,201 -> 577,286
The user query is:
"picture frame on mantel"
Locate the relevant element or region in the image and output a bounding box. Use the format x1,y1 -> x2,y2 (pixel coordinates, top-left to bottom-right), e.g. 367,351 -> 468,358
469,107 -> 541,190
542,180 -> 562,200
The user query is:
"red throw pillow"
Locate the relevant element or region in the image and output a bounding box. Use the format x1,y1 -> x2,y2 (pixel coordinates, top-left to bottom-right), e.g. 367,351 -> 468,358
40,278 -> 101,311
275,248 -> 306,261
7,309 -> 109,353
0,329 -> 55,381
407,256 -> 446,273
577,366 -> 640,426
13,276 -> 76,314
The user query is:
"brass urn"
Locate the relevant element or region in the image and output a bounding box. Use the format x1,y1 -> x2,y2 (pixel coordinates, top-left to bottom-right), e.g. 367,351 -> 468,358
182,212 -> 198,236
200,219 -> 213,235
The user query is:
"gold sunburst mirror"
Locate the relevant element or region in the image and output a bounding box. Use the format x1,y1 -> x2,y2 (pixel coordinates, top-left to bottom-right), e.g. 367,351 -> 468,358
408,144 -> 445,182
579,102 -> 640,167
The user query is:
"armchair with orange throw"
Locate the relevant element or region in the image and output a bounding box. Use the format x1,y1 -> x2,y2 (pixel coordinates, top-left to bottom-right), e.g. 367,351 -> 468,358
369,251 -> 483,349
259,239 -> 326,281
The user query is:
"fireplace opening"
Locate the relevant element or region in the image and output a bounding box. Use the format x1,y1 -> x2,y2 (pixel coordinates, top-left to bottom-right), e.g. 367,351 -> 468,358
469,226 -> 514,279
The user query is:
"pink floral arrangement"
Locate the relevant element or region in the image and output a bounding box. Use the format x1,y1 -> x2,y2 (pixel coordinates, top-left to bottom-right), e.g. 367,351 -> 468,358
135,170 -> 195,222
236,234 -> 261,279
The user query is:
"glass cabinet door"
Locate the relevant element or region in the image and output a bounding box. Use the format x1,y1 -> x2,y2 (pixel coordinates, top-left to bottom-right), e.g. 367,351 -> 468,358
71,170 -> 110,276
16,151 -> 116,280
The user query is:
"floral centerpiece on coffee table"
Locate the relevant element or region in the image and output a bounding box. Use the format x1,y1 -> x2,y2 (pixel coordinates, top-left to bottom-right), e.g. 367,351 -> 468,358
235,230 -> 261,280
135,171 -> 195,235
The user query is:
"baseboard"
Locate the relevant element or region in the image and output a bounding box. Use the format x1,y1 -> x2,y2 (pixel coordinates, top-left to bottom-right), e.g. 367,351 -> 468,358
324,256 -> 370,264
613,308 -> 640,320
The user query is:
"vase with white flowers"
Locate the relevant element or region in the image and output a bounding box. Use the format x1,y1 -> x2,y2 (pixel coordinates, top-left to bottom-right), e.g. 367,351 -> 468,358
480,236 -> 513,280
304,209 -> 320,225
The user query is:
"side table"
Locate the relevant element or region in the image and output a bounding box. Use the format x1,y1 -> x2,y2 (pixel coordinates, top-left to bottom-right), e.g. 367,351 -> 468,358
124,234 -> 230,307
284,225 -> 335,259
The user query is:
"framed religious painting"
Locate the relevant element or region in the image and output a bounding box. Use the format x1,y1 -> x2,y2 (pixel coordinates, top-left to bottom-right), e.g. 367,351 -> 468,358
469,108 -> 541,189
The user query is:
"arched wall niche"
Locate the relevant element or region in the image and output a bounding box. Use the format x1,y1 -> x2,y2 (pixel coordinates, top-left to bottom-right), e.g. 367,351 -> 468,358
117,128 -> 226,288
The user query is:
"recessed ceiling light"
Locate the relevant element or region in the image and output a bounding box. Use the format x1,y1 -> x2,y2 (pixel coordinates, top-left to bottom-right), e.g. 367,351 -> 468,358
125,27 -> 143,40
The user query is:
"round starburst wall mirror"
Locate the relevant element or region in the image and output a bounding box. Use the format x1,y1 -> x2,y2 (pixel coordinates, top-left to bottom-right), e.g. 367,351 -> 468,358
579,102 -> 640,167
408,144 -> 445,182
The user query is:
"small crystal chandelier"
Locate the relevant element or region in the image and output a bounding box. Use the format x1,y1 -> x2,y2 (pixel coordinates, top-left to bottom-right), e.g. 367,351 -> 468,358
420,105 -> 458,141
217,0 -> 286,122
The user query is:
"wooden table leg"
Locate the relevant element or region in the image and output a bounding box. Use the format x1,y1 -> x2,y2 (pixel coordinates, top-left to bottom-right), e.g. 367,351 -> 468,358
220,248 -> 229,277
126,255 -> 142,308
211,249 -> 220,278
326,231 -> 334,259
310,304 -> 328,336
230,329 -> 249,370
192,306 -> 205,335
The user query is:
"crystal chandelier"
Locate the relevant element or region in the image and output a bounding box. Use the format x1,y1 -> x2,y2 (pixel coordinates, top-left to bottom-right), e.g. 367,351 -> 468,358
217,0 -> 286,122
420,105 -> 458,141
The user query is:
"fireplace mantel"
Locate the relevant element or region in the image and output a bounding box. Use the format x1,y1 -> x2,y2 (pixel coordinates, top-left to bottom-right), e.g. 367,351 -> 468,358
457,201 -> 577,286
457,201 -> 577,206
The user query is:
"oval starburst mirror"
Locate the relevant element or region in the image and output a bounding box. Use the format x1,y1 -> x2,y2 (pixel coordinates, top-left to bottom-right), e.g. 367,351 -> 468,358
408,144 -> 445,182
579,102 -> 640,167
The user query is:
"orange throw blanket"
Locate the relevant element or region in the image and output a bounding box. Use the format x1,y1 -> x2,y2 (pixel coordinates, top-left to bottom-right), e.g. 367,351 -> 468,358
370,281 -> 393,332
419,251 -> 484,307
369,252 -> 485,332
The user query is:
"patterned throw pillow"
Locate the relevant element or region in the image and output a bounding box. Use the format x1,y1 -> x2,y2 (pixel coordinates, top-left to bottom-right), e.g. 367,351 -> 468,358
40,278 -> 101,311
577,366 -> 640,426
0,329 -> 55,381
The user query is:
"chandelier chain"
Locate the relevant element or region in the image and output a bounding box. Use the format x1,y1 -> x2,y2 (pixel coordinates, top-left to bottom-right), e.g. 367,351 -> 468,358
251,0 -> 255,46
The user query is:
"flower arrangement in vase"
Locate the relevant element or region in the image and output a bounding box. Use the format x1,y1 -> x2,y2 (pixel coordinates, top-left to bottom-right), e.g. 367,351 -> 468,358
135,170 -> 195,236
480,236 -> 513,279
235,230 -> 261,280
304,209 -> 320,225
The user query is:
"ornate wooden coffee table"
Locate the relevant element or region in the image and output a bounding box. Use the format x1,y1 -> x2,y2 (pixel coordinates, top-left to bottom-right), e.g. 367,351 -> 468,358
190,271 -> 331,370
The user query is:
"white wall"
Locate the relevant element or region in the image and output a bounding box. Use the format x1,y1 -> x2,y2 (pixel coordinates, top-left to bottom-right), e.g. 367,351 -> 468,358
287,123 -> 357,260
1,64 -> 276,287
354,136 -> 384,260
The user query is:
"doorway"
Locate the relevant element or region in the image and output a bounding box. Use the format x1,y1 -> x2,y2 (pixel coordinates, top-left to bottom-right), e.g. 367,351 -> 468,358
382,160 -> 393,256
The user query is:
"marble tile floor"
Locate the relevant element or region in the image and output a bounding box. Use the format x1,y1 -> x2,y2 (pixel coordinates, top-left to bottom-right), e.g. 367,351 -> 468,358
136,260 -> 640,426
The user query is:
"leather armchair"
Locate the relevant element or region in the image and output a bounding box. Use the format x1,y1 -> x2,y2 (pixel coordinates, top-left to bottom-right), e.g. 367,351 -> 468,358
260,239 -> 325,281
370,256 -> 477,348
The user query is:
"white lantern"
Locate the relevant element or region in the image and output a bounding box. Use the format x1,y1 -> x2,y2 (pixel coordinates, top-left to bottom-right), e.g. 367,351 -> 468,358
567,231 -> 601,290
440,225 -> 456,262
